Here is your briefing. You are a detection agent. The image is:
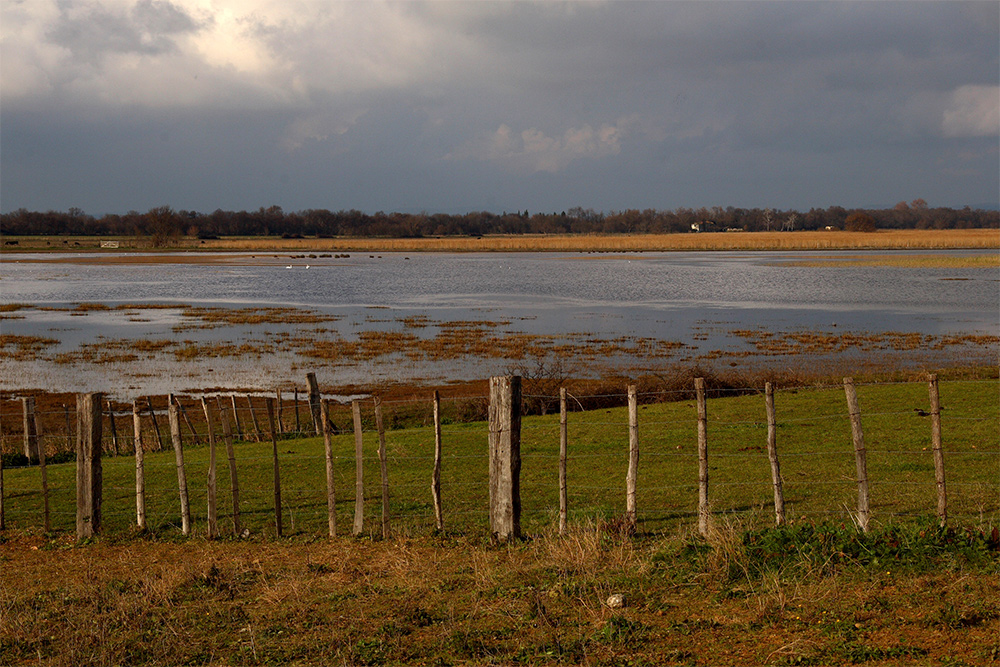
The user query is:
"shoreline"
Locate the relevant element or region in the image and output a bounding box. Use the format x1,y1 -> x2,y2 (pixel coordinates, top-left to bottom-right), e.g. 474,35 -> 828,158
2,228 -> 998,255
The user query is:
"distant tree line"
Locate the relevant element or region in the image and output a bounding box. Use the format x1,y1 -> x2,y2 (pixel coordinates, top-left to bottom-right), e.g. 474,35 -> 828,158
1,200 -> 996,244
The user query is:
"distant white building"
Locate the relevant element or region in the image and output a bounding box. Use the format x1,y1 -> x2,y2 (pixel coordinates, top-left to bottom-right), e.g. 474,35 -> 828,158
690,221 -> 717,233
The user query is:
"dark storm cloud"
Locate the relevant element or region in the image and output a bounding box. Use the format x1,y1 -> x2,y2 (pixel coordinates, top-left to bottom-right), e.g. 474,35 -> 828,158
1,1 -> 996,215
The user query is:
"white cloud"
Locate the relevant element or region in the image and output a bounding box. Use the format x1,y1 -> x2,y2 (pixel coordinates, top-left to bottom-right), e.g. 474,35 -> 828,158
942,85 -> 1000,138
453,120 -> 627,173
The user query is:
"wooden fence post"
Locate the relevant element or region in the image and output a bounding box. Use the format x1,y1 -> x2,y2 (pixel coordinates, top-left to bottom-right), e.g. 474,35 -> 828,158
247,395 -> 265,443
307,372 -> 322,436
321,399 -> 337,537
765,382 -> 785,526
169,395 -> 191,536
133,400 -> 146,530
374,397 -> 390,539
63,404 -> 73,452
178,400 -> 201,446
22,397 -> 39,462
202,398 -> 219,539
626,385 -> 639,529
352,400 -> 365,536
147,396 -> 165,451
432,391 -> 444,532
217,399 -> 242,536
276,390 -> 285,435
488,375 -> 522,541
76,392 -> 103,540
0,450 -> 4,531
36,409 -> 49,532
559,387 -> 568,535
230,395 -> 243,441
843,378 -> 870,533
266,398 -> 283,537
106,399 -> 119,456
294,389 -> 301,434
928,374 -> 947,527
696,378 -> 710,537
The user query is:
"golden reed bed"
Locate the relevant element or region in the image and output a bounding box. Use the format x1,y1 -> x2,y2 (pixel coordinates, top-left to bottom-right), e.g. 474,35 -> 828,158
3,228 -> 998,254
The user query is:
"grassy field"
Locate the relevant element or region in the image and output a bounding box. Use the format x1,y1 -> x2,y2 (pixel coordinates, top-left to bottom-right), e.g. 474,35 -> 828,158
2,379 -> 998,665
2,228 -> 998,253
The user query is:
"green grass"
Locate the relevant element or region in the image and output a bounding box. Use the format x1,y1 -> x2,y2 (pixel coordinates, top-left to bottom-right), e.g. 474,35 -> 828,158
3,379 -> 997,538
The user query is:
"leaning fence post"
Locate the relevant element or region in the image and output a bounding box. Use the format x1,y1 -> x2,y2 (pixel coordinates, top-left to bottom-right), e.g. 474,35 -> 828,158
22,397 -> 39,462
133,400 -> 146,530
321,399 -> 337,537
201,398 -> 219,539
843,378 -> 870,532
230,395 -> 243,441
178,400 -> 201,446
559,387 -> 568,535
765,382 -> 785,526
626,385 -> 639,529
432,391 -> 444,532
696,378 -> 710,537
76,392 -> 103,540
247,395 -> 264,443
488,375 -> 522,541
266,397 -> 283,538
169,395 -> 191,536
374,397 -> 391,539
352,399 -> 365,536
928,374 -> 947,527
307,372 -> 323,436
217,399 -> 242,536
147,396 -> 165,451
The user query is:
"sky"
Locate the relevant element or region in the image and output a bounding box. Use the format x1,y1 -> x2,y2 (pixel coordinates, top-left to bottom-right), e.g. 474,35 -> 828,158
1,0 -> 998,216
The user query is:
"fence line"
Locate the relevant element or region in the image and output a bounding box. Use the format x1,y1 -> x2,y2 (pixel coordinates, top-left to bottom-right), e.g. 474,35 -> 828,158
0,374 -> 997,540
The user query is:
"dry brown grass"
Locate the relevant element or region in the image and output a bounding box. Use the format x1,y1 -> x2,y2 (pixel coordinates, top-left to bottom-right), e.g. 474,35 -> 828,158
4,229 -> 998,255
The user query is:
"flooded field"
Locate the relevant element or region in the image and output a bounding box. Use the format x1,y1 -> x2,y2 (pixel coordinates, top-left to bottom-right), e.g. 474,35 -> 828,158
1,250 -> 997,396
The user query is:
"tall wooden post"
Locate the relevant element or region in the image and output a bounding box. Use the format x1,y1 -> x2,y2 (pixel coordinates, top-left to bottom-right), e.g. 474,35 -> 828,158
352,400 -> 365,536
307,372 -> 322,436
765,383 -> 785,526
374,397 -> 391,539
321,399 -> 337,537
217,399 -> 242,536
169,395 -> 191,536
696,378 -> 710,537
432,391 -> 444,532
559,387 -> 568,535
266,398 -> 283,537
133,400 -> 146,530
488,376 -> 521,541
22,397 -> 39,462
202,398 -> 219,539
626,385 -> 639,529
843,378 -> 870,532
76,392 -> 103,540
928,374 -> 947,527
